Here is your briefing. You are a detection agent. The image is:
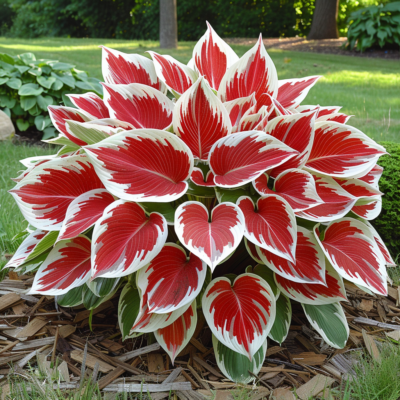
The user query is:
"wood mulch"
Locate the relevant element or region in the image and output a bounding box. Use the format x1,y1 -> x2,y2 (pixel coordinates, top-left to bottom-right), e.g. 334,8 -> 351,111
225,37 -> 400,59
0,269 -> 399,399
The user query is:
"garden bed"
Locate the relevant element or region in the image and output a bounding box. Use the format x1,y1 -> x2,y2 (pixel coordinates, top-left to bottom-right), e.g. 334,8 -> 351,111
1,270 -> 399,399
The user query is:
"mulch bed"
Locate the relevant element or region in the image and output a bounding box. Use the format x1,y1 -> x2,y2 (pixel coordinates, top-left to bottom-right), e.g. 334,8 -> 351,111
226,37 -> 400,59
0,269 -> 399,399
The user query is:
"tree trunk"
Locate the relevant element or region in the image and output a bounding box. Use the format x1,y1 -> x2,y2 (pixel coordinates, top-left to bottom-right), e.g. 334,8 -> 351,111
307,0 -> 339,40
159,0 -> 177,49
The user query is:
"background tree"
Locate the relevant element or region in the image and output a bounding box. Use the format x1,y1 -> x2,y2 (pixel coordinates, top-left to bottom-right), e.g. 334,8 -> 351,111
307,0 -> 339,39
159,0 -> 177,48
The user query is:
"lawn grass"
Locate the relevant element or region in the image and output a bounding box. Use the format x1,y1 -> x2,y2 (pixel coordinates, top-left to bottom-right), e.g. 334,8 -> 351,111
0,141 -> 53,266
0,36 -> 399,143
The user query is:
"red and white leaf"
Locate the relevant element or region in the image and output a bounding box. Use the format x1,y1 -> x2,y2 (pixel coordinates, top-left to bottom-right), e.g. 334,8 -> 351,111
190,167 -> 216,187
317,113 -> 351,124
352,197 -> 382,220
364,221 -> 396,266
30,235 -> 91,295
48,106 -> 93,146
277,76 -> 321,109
315,218 -> 387,295
257,226 -> 325,284
306,122 -> 386,178
237,106 -> 269,132
5,229 -> 47,269
253,169 -> 322,212
338,178 -> 382,198
358,165 -> 383,188
84,118 -> 134,130
91,200 -> 168,279
208,130 -> 298,188
265,110 -> 317,177
237,196 -> 297,262
137,243 -> 207,313
149,52 -> 198,96
173,77 -> 232,161
101,46 -> 164,91
155,302 -> 197,365
58,189 -> 115,241
296,105 -> 342,117
274,261 -> 347,305
296,174 -> 357,222
10,155 -> 104,231
175,201 -> 244,270
193,22 -> 239,91
131,289 -> 191,333
223,95 -> 256,130
85,129 -> 194,202
67,92 -> 110,119
218,36 -> 278,102
245,238 -> 263,264
202,273 -> 276,359
102,83 -> 174,130
12,157 -> 54,183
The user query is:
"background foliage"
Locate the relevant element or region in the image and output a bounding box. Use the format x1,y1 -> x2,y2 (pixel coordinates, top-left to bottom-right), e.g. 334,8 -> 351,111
345,1 -> 400,51
0,51 -> 101,138
373,142 -> 400,262
0,0 -> 394,40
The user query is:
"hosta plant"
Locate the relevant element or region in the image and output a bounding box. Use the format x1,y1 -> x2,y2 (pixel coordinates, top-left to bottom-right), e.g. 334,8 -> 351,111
6,23 -> 395,384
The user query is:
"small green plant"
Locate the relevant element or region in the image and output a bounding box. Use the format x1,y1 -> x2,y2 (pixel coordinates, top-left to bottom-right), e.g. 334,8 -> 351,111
0,51 -> 102,139
340,344 -> 400,400
344,1 -> 400,52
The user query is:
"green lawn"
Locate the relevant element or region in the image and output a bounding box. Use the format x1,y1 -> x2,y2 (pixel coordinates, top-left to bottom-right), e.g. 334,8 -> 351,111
0,37 -> 399,263
1,37 -> 399,143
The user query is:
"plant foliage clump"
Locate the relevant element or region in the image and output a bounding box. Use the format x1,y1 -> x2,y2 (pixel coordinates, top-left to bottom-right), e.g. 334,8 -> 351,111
345,1 -> 400,51
4,23 -> 395,384
0,52 -> 102,139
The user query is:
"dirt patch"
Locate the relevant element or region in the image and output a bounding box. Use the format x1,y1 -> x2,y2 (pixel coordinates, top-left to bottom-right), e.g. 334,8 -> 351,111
226,37 -> 400,59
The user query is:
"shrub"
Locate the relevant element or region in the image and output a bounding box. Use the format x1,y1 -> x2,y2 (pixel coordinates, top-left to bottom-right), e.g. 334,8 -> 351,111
4,23 -> 394,384
0,52 -> 102,139
345,1 -> 400,51
373,141 -> 400,262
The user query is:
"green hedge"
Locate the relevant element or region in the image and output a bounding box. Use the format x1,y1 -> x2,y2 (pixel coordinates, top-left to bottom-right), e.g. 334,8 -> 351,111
373,141 -> 400,262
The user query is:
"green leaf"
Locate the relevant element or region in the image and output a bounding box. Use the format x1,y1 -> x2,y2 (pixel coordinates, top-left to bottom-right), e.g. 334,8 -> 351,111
213,335 -> 268,384
51,79 -> 63,91
12,103 -> 25,116
61,93 -> 74,108
37,95 -> 53,111
82,284 -> 104,310
118,283 -> 141,340
37,76 -> 56,89
24,231 -> 59,263
51,72 -> 75,88
0,53 -> 15,65
18,53 -> 36,65
16,119 -> 29,131
18,250 -> 49,274
215,185 -> 253,203
56,285 -> 84,307
50,62 -> 75,71
65,120 -> 109,145
0,95 -> 15,109
34,115 -> 46,131
42,127 -> 58,140
44,135 -> 79,148
28,68 -> 42,77
28,104 -> 42,116
2,107 -> 10,118
302,302 -> 349,349
57,144 -> 79,155
269,293 -> 291,345
20,96 -> 37,111
0,77 -> 9,85
87,277 -> 120,297
251,264 -> 280,298
139,202 -> 176,224
19,83 -> 43,96
6,78 -> 22,90
187,180 -> 216,198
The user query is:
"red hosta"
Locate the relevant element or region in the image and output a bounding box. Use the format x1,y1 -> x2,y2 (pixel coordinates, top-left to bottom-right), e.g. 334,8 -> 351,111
8,23 -> 392,383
